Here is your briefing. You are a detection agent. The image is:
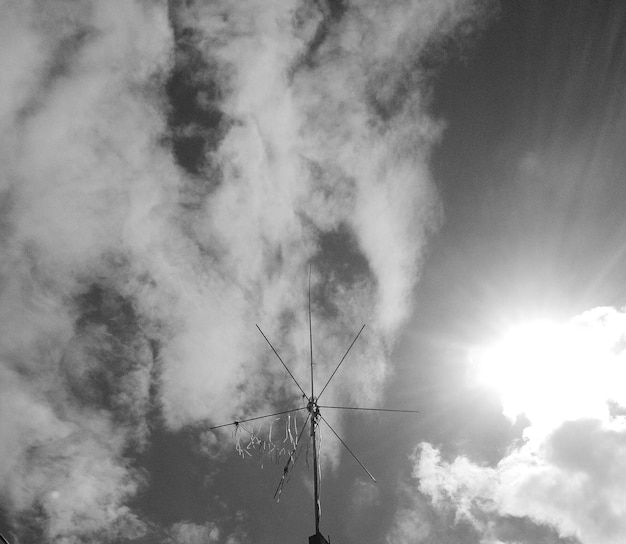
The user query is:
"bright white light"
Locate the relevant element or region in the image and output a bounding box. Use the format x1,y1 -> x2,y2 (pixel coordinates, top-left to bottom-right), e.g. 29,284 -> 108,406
470,310 -> 626,433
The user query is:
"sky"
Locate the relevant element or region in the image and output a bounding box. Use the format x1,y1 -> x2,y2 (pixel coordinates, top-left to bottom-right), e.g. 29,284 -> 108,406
1,1 -> 626,544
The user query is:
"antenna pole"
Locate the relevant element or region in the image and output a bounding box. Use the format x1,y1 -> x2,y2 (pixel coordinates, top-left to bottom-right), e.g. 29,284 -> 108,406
308,266 -> 321,536
311,403 -> 320,535
309,266 -> 314,399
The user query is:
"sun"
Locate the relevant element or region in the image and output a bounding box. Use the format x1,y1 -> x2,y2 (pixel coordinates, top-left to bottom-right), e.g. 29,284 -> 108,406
470,315 -> 617,430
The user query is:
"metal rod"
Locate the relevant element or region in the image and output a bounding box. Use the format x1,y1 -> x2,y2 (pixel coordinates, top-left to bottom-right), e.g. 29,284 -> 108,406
320,415 -> 377,482
319,406 -> 420,414
317,324 -> 366,400
209,407 -> 307,430
256,324 -> 308,399
309,266 -> 321,535
311,410 -> 321,533
309,265 -> 314,399
0,534 -> 10,544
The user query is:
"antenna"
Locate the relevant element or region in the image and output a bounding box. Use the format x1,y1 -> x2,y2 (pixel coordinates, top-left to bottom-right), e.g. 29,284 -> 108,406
210,267 -> 420,542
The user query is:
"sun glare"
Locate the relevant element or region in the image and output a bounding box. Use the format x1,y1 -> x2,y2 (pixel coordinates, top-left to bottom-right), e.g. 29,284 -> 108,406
470,314 -> 623,430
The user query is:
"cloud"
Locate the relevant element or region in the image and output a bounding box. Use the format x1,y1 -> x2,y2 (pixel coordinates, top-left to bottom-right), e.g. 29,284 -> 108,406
0,363 -> 147,543
385,479 -> 484,544
168,521 -> 221,544
386,501 -> 432,544
1,1 -> 173,541
413,307 -> 626,544
0,0 -> 489,541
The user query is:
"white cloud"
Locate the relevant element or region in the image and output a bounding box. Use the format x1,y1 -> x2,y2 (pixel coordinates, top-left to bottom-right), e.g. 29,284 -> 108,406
385,479 -> 483,544
414,307 -> 626,544
169,521 -> 221,544
0,363 -> 147,542
386,504 -> 432,544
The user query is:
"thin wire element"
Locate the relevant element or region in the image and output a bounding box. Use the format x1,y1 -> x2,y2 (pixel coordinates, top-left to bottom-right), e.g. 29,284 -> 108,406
0,534 -> 10,544
274,412 -> 312,500
256,324 -> 309,398
209,407 -> 307,430
317,324 -> 366,400
319,406 -> 420,414
320,414 -> 376,482
291,418 -> 310,469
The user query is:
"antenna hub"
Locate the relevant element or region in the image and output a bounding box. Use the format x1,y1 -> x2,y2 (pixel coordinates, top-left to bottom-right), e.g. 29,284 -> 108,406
307,397 -> 320,419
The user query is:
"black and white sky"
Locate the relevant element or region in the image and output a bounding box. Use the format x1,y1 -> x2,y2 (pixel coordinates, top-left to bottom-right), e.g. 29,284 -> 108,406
2,1 -> 626,543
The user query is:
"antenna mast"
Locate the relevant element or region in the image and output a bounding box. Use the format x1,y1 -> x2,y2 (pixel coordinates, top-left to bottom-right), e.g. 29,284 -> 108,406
308,266 -> 321,537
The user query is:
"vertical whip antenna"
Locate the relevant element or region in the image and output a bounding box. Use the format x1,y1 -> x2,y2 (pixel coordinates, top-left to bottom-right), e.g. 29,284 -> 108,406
309,265 -> 314,398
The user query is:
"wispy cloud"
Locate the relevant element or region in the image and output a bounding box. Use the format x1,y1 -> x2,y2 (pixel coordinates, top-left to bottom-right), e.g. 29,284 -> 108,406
0,0 -> 487,541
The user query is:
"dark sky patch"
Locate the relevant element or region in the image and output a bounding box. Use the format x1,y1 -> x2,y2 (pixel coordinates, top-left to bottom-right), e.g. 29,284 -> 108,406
166,8 -> 230,197
0,189 -> 15,246
64,283 -> 153,445
312,223 -> 371,319
291,0 -> 348,74
75,283 -> 138,342
421,0 -> 626,327
494,515 -> 581,544
131,427 -> 217,527
10,501 -> 47,544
